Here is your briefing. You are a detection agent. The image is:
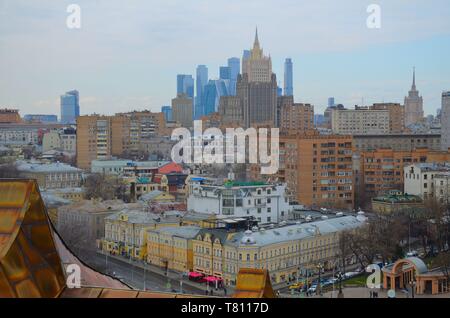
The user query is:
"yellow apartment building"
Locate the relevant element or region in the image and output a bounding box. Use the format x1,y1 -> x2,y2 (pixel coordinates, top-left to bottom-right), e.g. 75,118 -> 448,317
147,226 -> 202,272
192,215 -> 365,286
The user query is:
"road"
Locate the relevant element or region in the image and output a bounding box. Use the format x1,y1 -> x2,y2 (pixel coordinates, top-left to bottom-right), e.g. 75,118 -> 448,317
84,252 -> 214,296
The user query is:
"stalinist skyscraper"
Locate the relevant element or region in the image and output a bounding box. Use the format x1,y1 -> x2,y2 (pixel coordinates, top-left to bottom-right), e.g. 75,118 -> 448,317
404,68 -> 424,127
238,28 -> 277,128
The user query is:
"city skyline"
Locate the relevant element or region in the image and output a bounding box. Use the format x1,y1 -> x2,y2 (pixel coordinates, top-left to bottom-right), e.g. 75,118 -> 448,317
1,0 -> 450,117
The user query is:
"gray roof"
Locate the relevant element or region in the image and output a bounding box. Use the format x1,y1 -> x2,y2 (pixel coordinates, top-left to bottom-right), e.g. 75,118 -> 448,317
140,190 -> 165,201
16,161 -> 82,173
224,216 -> 364,247
149,226 -> 202,239
106,211 -> 157,224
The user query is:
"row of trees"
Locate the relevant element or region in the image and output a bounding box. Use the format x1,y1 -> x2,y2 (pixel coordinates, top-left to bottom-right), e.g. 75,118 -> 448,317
338,198 -> 450,276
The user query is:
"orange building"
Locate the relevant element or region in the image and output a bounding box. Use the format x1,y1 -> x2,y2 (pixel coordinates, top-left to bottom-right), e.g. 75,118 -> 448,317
354,148 -> 450,205
76,115 -> 130,170
275,132 -> 354,209
279,102 -> 314,134
0,108 -> 21,123
371,103 -> 405,133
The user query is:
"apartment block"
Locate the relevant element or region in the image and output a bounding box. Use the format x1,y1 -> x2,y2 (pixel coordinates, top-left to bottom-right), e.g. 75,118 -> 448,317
371,103 -> 405,133
279,102 -> 314,134
331,107 -> 390,135
353,134 -> 441,152
404,163 -> 450,203
278,133 -> 354,210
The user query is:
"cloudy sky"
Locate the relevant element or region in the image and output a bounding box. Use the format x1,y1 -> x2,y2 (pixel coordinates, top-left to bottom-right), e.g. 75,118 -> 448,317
1,0 -> 450,116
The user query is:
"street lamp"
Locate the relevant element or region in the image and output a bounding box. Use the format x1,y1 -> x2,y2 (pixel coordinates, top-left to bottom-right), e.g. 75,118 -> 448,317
316,263 -> 323,296
337,271 -> 344,298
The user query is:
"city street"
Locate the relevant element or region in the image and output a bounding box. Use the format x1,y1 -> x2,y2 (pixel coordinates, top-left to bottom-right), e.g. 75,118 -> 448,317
84,252 -> 227,297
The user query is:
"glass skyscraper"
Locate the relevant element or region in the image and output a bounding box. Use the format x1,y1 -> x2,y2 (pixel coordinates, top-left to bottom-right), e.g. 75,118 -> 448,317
60,90 -> 80,124
220,66 -> 231,80
177,74 -> 194,98
227,57 -> 240,95
161,106 -> 173,122
195,65 -> 208,119
203,79 -> 230,116
284,58 -> 293,96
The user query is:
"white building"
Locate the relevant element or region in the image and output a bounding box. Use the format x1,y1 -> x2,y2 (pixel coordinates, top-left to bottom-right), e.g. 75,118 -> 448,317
331,107 -> 390,135
186,177 -> 292,224
441,91 -> 450,151
404,163 -> 450,201
91,159 -> 170,175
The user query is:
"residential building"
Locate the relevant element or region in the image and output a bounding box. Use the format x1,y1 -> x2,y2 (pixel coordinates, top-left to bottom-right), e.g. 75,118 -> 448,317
0,122 -> 65,146
172,93 -> 193,128
279,102 -> 314,134
441,91 -> 450,151
404,69 -> 424,127
353,134 -> 441,152
284,58 -> 293,97
192,215 -> 364,286
331,106 -> 390,135
57,199 -> 122,248
147,226 -> 202,272
186,178 -> 291,224
60,90 -> 80,124
42,128 -> 76,153
76,115 -> 130,169
16,161 -> 83,189
404,163 -> 450,203
102,210 -> 181,260
371,103 -> 405,133
0,109 -> 21,123
277,133 -> 354,210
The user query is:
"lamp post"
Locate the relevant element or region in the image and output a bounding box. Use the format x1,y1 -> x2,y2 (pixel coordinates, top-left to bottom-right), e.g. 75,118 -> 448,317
316,263 -> 323,296
337,271 -> 344,298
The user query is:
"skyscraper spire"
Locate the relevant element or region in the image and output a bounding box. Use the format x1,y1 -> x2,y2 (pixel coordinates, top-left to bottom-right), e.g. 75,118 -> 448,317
254,27 -> 260,49
412,67 -> 416,91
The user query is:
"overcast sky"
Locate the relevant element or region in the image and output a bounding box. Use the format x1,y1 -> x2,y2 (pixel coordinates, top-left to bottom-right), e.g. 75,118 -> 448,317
1,0 -> 450,116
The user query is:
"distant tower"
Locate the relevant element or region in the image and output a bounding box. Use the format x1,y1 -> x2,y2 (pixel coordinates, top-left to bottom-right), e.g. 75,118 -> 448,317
284,58 -> 293,96
441,91 -> 450,151
404,68 -> 424,127
238,28 -> 277,128
60,90 -> 80,124
195,66 -> 208,119
227,57 -> 240,95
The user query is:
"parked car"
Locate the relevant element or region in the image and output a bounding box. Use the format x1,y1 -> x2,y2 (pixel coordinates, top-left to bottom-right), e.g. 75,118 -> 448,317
288,281 -> 305,290
406,250 -> 419,257
307,285 -> 317,293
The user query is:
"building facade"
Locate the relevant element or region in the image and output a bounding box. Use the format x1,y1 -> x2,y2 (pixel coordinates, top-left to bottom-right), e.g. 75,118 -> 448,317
186,179 -> 291,224
0,109 -> 21,123
284,58 -> 293,97
277,133 -> 354,209
172,94 -> 193,128
192,215 -> 364,286
331,107 -> 390,135
279,102 -> 314,134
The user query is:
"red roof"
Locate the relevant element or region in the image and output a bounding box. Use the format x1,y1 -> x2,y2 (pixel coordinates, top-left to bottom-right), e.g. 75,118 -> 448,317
158,162 -> 183,174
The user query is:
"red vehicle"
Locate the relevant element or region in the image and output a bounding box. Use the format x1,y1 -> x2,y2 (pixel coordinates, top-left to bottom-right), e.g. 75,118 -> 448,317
188,272 -> 206,283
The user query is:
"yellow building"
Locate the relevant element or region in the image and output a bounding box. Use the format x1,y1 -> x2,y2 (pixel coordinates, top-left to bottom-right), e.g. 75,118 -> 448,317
192,215 -> 364,286
102,210 -> 181,260
147,226 -> 201,273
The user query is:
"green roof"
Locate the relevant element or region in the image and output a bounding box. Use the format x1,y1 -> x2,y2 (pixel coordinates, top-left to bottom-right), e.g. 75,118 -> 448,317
224,181 -> 267,188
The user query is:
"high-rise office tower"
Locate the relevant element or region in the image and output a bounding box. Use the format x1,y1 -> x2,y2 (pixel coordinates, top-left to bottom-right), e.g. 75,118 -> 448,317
441,91 -> 450,151
60,90 -> 80,124
277,86 -> 283,97
328,97 -> 335,108
238,29 -> 277,128
161,106 -> 173,122
219,66 -> 231,80
284,58 -> 293,97
177,74 -> 194,98
404,68 -> 424,127
195,65 -> 208,119
203,79 -> 230,116
228,57 -> 240,95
